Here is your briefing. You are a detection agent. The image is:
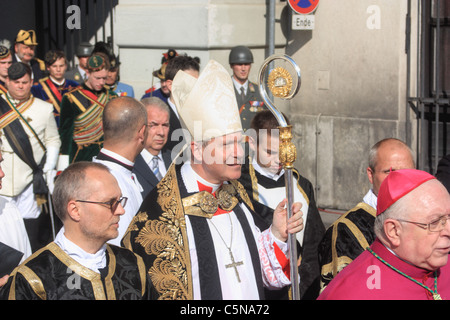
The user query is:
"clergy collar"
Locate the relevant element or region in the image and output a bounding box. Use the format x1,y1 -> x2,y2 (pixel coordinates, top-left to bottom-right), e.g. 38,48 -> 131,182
54,228 -> 107,274
96,148 -> 134,171
181,162 -> 222,194
252,157 -> 284,181
371,239 -> 435,279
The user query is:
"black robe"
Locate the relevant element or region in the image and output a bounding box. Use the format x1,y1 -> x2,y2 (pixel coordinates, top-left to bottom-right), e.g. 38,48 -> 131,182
317,202 -> 376,292
122,162 -> 267,300
0,242 -> 157,300
239,161 -> 325,300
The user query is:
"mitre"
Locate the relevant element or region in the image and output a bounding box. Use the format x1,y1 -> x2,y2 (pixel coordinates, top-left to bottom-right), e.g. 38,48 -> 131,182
171,59 -> 243,142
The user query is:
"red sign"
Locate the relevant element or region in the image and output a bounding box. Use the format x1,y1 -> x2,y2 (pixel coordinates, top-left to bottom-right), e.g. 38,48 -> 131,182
288,0 -> 319,15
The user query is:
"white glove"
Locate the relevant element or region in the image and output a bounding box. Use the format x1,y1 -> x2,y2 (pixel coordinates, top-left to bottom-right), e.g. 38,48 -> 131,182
43,147 -> 60,173
56,154 -> 69,172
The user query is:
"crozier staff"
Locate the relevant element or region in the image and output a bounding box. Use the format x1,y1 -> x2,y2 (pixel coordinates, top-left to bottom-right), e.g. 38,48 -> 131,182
122,60 -> 303,300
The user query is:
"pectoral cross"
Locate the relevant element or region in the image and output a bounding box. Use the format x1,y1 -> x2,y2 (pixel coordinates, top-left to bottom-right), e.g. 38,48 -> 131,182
225,249 -> 244,283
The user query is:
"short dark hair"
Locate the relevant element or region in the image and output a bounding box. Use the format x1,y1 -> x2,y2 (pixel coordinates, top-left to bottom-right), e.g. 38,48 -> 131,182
164,55 -> 200,81
250,110 -> 290,133
44,49 -> 67,67
7,62 -> 31,80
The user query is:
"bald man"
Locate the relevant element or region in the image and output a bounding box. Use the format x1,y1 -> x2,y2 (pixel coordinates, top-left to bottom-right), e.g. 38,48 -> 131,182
318,138 -> 415,292
93,96 -> 148,246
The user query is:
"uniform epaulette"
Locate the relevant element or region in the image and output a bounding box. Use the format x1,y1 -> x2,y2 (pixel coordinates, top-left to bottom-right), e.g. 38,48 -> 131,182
38,76 -> 49,84
35,58 -> 46,71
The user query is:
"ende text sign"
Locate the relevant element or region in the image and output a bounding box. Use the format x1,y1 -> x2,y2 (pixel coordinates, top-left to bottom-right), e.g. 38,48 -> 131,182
292,14 -> 315,30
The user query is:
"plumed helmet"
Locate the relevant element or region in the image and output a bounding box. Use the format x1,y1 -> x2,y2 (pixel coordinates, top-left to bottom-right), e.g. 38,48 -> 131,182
229,46 -> 253,64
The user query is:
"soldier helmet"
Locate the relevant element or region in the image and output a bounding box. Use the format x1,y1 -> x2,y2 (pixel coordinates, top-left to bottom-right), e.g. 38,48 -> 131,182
76,42 -> 94,57
229,46 -> 253,64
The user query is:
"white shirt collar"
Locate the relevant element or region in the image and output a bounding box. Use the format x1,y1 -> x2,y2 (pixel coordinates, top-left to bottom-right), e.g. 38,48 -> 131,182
181,162 -> 222,193
141,148 -> 161,165
363,189 -> 378,210
232,77 -> 248,93
252,157 -> 284,180
54,228 -> 107,274
99,148 -> 134,167
49,76 -> 66,86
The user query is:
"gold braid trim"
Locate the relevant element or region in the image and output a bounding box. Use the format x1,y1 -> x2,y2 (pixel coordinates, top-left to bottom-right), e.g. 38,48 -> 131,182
131,165 -> 255,300
134,165 -> 192,300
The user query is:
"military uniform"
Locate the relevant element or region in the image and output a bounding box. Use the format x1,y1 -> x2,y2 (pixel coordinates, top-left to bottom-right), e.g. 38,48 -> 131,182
229,46 -> 266,131
31,77 -> 79,127
233,79 -> 265,131
0,62 -> 61,251
12,30 -> 46,85
59,84 -> 116,163
64,66 -> 86,84
0,46 -> 11,94
59,53 -> 117,164
64,42 -> 94,85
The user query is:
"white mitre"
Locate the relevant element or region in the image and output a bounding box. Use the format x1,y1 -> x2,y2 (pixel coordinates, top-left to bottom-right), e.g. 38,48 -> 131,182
171,59 -> 243,142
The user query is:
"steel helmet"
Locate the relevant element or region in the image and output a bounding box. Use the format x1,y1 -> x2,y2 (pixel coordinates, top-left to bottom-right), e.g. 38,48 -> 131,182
229,46 -> 253,64
76,42 -> 94,57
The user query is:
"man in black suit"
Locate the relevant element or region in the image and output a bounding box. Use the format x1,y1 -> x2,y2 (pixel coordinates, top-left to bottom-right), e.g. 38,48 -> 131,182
133,97 -> 173,198
162,55 -> 200,152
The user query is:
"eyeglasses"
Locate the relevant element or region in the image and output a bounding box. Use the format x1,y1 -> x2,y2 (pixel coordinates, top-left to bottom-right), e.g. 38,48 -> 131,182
75,197 -> 128,212
397,214 -> 450,232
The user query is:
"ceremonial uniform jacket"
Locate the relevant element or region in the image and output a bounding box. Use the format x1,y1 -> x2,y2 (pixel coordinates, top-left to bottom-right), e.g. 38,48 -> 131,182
0,242 -> 156,300
239,160 -> 325,299
141,87 -> 169,104
0,93 -> 60,197
122,162 -> 292,300
65,65 -> 86,85
318,239 -> 450,300
59,85 -> 117,163
31,77 -> 79,127
0,82 -> 6,95
109,81 -> 135,98
318,198 -> 377,292
233,80 -> 266,131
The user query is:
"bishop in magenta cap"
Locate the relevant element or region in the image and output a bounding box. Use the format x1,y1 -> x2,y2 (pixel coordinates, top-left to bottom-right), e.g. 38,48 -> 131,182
319,169 -> 450,300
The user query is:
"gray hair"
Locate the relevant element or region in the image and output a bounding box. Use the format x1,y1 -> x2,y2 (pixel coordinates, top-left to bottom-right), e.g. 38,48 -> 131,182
140,97 -> 170,119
